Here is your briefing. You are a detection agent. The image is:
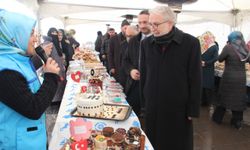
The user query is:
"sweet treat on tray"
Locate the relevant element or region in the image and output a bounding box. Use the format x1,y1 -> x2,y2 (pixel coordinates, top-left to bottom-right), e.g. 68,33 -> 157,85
102,127 -> 114,137
72,104 -> 131,121
92,66 -> 107,76
89,77 -> 103,89
61,126 -> 145,150
126,143 -> 140,150
94,135 -> 107,149
75,93 -> 104,117
111,132 -> 125,144
72,51 -> 99,63
115,128 -> 126,137
126,127 -> 142,143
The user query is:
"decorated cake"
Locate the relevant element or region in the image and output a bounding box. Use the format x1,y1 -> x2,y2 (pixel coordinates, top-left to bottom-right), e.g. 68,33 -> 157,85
75,93 -> 104,117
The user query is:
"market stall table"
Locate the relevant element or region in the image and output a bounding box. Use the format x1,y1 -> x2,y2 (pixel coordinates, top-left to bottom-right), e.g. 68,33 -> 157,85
48,77 -> 153,150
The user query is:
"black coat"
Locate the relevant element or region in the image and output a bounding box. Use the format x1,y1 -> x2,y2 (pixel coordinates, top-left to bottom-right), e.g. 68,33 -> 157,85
108,32 -> 126,81
119,40 -> 129,88
218,44 -> 249,111
124,33 -> 142,94
201,44 -> 218,89
95,35 -> 102,52
140,28 -> 201,150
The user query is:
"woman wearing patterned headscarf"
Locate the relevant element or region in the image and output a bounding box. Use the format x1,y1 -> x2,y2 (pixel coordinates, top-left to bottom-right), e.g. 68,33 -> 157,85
200,31 -> 219,106
0,9 -> 60,149
212,31 -> 250,129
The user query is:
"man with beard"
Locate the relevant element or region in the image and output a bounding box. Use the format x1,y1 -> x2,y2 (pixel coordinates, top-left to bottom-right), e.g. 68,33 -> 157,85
140,6 -> 201,150
124,10 -> 151,117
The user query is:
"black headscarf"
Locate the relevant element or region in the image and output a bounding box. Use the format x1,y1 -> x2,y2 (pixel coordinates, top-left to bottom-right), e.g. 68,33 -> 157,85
47,27 -> 63,57
58,29 -> 68,54
58,29 -> 74,64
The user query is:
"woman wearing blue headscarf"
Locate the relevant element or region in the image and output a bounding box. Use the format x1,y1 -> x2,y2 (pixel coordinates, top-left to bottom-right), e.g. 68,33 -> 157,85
0,9 -> 60,149
212,31 -> 250,129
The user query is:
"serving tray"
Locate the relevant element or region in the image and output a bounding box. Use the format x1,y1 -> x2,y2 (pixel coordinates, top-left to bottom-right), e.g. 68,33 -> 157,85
71,104 -> 132,121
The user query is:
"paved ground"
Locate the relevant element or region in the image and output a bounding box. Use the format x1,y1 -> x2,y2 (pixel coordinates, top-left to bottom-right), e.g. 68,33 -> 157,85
194,106 -> 250,150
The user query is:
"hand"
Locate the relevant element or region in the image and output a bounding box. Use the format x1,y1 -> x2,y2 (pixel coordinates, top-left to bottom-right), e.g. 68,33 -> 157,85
41,42 -> 53,56
130,69 -> 140,80
102,55 -> 106,59
187,117 -> 192,120
43,57 -> 60,75
201,61 -> 205,67
110,68 -> 115,75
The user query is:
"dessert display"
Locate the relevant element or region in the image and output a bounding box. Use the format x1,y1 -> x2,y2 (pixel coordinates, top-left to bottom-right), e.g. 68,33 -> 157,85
61,126 -> 145,150
72,51 -> 99,63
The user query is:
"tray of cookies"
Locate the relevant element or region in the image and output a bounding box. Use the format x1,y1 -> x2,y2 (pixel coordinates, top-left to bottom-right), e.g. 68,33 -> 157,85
70,104 -> 132,121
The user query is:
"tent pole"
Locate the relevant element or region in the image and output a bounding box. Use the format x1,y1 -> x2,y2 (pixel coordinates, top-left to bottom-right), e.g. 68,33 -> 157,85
37,7 -> 42,45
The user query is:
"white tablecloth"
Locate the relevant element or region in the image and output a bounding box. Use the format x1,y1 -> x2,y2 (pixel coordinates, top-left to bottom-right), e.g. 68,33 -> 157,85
48,78 -> 154,150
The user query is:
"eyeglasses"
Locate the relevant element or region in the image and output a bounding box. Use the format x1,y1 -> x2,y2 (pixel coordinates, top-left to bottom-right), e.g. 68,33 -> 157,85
149,20 -> 168,28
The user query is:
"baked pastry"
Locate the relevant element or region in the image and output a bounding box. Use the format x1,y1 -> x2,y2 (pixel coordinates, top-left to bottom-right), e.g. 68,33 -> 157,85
94,135 -> 107,149
125,143 -> 139,150
102,127 -> 114,137
127,127 -> 141,136
115,128 -> 126,137
126,127 -> 142,144
111,132 -> 125,144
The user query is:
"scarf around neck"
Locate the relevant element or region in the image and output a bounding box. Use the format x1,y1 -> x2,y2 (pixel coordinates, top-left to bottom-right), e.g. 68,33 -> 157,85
153,27 -> 176,46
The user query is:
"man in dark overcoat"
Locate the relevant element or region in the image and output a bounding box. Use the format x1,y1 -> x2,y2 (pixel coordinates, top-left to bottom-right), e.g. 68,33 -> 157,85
108,19 -> 130,82
124,10 -> 151,116
140,6 -> 202,150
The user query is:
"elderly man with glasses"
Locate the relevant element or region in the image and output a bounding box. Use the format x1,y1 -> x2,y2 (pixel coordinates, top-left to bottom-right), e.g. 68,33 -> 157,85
140,6 -> 202,150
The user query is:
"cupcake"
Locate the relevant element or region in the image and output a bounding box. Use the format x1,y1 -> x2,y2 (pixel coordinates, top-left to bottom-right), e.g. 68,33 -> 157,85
125,143 -> 140,150
111,132 -> 125,144
115,128 -> 126,137
94,135 -> 107,149
91,130 -> 102,138
102,127 -> 114,137
111,132 -> 125,149
127,127 -> 141,141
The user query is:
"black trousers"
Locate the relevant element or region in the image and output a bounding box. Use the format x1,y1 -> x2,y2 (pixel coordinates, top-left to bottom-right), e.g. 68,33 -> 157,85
126,82 -> 141,116
201,88 -> 214,106
212,106 -> 243,124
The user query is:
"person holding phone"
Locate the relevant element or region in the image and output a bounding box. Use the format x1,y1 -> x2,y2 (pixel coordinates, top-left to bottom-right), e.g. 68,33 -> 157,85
0,9 -> 60,149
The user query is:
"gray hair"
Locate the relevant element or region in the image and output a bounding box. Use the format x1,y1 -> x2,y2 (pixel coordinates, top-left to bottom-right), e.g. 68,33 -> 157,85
128,25 -> 139,33
149,6 -> 176,24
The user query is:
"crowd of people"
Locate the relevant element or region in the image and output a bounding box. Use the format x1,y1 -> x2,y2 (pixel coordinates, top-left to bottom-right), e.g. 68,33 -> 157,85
1,4 -> 250,150
93,6 -> 250,150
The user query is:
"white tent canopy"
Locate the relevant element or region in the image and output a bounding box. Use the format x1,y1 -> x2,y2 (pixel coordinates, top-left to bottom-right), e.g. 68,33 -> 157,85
36,0 -> 250,27
2,0 -> 250,47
